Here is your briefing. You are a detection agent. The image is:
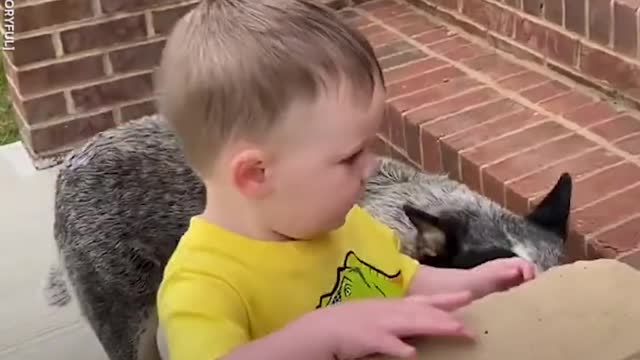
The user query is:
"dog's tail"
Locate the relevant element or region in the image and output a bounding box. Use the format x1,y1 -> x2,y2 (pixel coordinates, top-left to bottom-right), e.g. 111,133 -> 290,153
43,262 -> 72,307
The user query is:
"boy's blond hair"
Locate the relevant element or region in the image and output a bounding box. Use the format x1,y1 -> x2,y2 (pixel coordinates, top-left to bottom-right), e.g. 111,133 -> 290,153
155,0 -> 383,178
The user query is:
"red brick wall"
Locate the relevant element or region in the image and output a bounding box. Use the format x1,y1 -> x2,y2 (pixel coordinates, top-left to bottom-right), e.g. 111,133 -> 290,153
0,0 -> 356,165
407,0 -> 640,111
1,0 -> 202,164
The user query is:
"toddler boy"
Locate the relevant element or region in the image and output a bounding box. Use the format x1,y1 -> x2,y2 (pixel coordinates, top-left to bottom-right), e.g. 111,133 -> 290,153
155,1 -> 537,359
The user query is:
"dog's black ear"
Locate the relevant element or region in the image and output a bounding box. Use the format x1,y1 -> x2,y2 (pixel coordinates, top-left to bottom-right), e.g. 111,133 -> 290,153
526,173 -> 573,240
403,204 -> 442,233
402,204 -> 465,259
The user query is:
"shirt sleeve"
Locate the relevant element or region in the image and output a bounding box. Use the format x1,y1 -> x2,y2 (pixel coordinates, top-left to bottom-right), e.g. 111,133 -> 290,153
393,232 -> 421,292
157,267 -> 250,360
354,205 -> 421,294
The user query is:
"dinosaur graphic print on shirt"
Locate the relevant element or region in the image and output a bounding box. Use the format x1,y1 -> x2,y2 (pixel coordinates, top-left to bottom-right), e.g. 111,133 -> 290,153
317,251 -> 405,308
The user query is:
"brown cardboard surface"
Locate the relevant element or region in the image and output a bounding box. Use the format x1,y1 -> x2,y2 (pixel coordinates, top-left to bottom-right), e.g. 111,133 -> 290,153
370,259 -> 640,360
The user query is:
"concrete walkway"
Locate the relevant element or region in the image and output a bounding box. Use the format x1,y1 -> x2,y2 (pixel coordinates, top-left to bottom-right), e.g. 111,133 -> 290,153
0,142 -> 107,360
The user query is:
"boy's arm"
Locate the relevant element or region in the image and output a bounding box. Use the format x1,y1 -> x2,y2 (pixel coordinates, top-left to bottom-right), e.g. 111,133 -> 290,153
405,264 -> 474,297
221,321 -> 333,360
405,260 -> 537,300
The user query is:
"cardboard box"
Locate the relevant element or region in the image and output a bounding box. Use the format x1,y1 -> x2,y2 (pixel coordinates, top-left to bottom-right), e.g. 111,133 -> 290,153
371,259 -> 640,360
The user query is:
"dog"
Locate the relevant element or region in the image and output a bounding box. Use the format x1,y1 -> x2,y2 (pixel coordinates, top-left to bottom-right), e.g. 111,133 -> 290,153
43,114 -> 572,360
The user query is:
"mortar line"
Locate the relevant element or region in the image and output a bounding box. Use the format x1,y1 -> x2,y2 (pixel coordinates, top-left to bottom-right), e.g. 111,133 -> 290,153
607,1 -> 614,48
382,54 -> 429,74
63,90 -> 75,114
636,8 -> 640,60
18,69 -> 154,103
520,81 -> 575,103
438,42 -> 498,61
612,129 -> 640,145
145,11 -> 156,37
526,158 -> 628,200
370,29 -> 439,50
30,103 -> 134,130
17,36 -> 166,72
386,75 -> 484,103
497,77 -> 560,97
113,107 -> 123,125
359,21 -> 388,34
51,32 -> 64,58
384,63 -> 450,85
417,96 -> 524,130
588,212 -> 640,239
399,95 -> 520,146
90,0 -> 102,17
472,133 -> 576,172
28,92 -> 156,130
402,81 -> 492,114
384,62 -> 450,85
15,10 -> 152,40
581,113 -> 631,131
14,0 -> 200,40
464,131 -> 573,195
369,0 -> 640,116
102,53 -> 114,76
503,147 -> 607,186
493,68 -> 529,82
358,6 -> 640,168
585,0 -> 591,40
457,118 -> 551,156
439,103 -> 534,141
377,47 -> 422,61
571,180 -> 640,214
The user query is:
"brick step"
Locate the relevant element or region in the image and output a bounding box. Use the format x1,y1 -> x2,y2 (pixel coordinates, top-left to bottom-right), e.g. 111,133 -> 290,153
345,0 -> 640,267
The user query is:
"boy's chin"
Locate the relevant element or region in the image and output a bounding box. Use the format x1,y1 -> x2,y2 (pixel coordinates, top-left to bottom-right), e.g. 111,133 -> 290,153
327,212 -> 349,229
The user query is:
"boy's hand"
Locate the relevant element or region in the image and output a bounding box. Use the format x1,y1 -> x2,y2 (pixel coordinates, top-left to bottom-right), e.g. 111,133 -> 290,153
290,292 -> 475,360
468,257 -> 537,299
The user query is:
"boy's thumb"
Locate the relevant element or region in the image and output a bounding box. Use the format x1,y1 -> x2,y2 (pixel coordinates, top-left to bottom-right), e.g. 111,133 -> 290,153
373,335 -> 416,359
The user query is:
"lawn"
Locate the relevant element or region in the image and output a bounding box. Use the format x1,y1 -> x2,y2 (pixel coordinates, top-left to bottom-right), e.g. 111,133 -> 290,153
0,59 -> 19,145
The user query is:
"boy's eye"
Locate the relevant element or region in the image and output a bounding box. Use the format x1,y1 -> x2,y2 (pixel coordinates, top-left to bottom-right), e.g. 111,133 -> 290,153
342,149 -> 363,164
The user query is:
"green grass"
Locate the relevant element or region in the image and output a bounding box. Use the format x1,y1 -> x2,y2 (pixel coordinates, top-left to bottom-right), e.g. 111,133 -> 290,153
0,59 -> 19,146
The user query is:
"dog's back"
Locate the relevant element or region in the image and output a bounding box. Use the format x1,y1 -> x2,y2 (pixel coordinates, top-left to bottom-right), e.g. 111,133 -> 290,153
45,114 -> 570,360
47,115 -> 204,360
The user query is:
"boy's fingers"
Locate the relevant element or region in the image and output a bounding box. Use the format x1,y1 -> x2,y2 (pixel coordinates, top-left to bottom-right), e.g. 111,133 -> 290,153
413,317 -> 473,338
413,291 -> 474,311
372,335 -> 416,359
394,306 -> 473,338
524,264 -> 537,281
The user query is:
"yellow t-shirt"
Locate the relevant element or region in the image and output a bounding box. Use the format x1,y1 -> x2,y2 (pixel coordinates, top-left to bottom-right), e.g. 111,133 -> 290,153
156,205 -> 420,360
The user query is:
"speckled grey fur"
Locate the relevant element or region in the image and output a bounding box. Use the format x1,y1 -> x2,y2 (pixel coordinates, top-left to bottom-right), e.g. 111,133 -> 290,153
44,114 -> 572,360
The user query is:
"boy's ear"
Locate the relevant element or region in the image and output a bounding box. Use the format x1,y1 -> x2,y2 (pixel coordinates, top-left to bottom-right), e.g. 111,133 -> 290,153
402,204 -> 460,258
230,149 -> 271,198
526,173 -> 573,241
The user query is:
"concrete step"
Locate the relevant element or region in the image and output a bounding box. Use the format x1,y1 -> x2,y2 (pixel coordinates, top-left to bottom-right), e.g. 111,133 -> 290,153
347,0 -> 640,266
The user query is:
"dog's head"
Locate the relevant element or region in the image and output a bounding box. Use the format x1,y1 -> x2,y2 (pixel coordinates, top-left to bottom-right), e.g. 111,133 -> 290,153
403,173 -> 572,270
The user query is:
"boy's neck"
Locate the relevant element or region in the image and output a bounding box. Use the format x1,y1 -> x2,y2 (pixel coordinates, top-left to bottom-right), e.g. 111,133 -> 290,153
201,184 -> 293,242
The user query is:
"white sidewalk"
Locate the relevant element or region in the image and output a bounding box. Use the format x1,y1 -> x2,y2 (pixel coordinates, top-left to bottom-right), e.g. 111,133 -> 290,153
0,142 -> 107,360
